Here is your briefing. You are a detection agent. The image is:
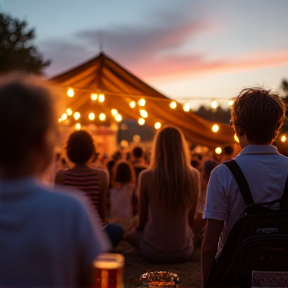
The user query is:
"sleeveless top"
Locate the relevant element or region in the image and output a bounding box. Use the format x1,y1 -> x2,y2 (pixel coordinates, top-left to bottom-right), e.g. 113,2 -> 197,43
62,169 -> 102,212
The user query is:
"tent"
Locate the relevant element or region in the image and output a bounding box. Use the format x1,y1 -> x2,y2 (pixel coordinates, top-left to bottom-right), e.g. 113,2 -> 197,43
51,52 -> 235,148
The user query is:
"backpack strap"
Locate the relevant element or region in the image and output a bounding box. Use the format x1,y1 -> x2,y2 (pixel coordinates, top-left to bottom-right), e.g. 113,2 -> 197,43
223,160 -> 254,206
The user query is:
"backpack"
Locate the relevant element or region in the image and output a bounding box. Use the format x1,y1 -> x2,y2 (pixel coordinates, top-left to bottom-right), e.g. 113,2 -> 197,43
206,160 -> 288,288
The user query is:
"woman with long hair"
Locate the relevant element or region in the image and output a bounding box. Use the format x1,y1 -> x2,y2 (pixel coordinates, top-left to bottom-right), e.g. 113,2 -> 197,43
126,126 -> 200,263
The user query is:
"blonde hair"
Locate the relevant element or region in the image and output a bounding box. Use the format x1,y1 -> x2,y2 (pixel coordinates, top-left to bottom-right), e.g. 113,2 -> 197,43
149,126 -> 198,212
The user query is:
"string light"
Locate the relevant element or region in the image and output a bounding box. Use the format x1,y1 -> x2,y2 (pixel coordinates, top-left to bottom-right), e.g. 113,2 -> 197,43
99,113 -> 106,121
74,112 -> 80,120
281,135 -> 286,142
75,123 -> 81,130
154,122 -> 161,129
170,101 -> 177,109
61,113 -> 67,120
98,94 -> 105,102
115,114 -> 122,122
138,99 -> 146,106
228,100 -> 234,107
129,101 -> 136,108
215,147 -> 222,154
66,108 -> 72,116
140,109 -> 148,118
212,124 -> 219,132
183,103 -> 190,112
211,100 -> 219,109
67,88 -> 74,97
88,113 -> 95,120
91,93 -> 97,101
138,118 -> 145,125
234,134 -> 239,143
58,118 -> 62,123
111,109 -> 118,116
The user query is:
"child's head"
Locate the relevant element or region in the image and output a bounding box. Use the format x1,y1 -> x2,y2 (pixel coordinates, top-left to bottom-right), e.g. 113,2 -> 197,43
112,160 -> 135,185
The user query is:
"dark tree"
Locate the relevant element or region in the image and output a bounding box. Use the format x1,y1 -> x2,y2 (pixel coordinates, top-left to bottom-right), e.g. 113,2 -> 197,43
0,13 -> 50,75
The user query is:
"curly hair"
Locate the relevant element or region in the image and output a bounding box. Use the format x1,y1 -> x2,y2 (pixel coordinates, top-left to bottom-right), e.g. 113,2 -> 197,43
66,130 -> 95,164
231,87 -> 286,144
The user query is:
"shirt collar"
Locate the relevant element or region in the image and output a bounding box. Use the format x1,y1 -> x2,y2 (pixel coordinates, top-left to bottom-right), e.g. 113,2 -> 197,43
239,145 -> 279,156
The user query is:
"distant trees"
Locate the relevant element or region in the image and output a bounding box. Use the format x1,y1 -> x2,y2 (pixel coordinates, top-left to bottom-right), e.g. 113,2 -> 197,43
0,13 -> 50,75
194,105 -> 230,124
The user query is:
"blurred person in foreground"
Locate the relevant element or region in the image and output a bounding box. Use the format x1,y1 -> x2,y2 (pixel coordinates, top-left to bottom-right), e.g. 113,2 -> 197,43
0,74 -> 110,288
126,126 -> 200,263
201,87 -> 288,285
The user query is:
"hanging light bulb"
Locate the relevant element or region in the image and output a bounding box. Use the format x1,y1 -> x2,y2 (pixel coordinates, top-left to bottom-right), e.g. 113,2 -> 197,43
211,100 -> 219,109
183,103 -> 190,112
99,113 -> 106,121
91,93 -> 98,101
215,147 -> 222,154
138,99 -> 146,107
140,109 -> 148,118
212,124 -> 219,132
130,101 -> 136,108
98,94 -> 105,102
88,113 -> 95,120
61,113 -> 67,120
67,88 -> 74,97
228,99 -> 234,107
281,135 -> 287,142
58,118 -> 62,123
66,108 -> 72,116
75,123 -> 81,130
138,118 -> 145,125
74,112 -> 80,120
170,101 -> 177,109
154,122 -> 161,129
115,114 -> 122,122
111,109 -> 118,116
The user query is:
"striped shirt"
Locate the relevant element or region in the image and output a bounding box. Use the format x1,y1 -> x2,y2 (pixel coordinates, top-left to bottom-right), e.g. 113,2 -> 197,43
63,169 -> 102,212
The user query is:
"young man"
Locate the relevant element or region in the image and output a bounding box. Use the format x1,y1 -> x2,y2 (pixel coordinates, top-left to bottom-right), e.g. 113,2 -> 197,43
201,87 -> 288,285
0,74 -> 110,287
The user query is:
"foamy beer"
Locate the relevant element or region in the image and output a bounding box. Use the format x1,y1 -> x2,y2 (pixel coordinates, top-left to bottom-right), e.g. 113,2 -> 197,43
93,253 -> 124,288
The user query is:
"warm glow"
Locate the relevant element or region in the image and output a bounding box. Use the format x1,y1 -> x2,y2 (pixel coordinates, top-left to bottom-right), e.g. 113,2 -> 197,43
67,88 -> 74,97
212,124 -> 219,132
88,113 -> 95,120
66,108 -> 72,116
170,101 -> 177,109
133,135 -> 141,142
98,94 -> 105,102
229,100 -> 234,107
138,99 -> 146,107
234,134 -> 239,143
129,101 -> 136,108
99,113 -> 106,121
154,122 -> 161,129
75,123 -> 81,130
115,114 -> 122,122
215,147 -> 222,154
111,109 -> 118,116
138,118 -> 145,125
281,135 -> 287,142
58,118 -> 62,123
74,112 -> 80,120
91,93 -> 97,101
61,113 -> 67,120
140,109 -> 148,118
183,103 -> 190,112
211,100 -> 219,109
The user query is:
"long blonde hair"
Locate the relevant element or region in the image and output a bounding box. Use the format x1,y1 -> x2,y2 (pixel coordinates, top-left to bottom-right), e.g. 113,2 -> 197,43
149,126 -> 198,212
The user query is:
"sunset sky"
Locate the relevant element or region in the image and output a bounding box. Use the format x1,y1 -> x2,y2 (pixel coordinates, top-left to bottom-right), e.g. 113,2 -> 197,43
1,0 -> 288,109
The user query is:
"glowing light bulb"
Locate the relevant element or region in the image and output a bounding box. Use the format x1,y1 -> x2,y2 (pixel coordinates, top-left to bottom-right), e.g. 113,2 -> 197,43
115,114 -> 122,122
99,113 -> 106,121
281,135 -> 287,142
211,100 -> 219,109
183,103 -> 190,112
154,122 -> 161,129
74,112 -> 80,120
88,113 -> 95,120
67,88 -> 74,97
234,134 -> 239,143
111,109 -> 118,116
212,124 -> 219,132
98,94 -> 105,102
75,123 -> 81,130
215,147 -> 222,154
140,109 -> 148,118
228,100 -> 234,107
130,101 -> 136,108
66,108 -> 72,116
61,113 -> 67,120
138,99 -> 146,107
91,93 -> 97,101
58,118 -> 62,123
170,101 -> 177,109
138,118 -> 145,125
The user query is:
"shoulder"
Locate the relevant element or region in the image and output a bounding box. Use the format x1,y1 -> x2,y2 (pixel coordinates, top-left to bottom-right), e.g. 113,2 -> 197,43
139,168 -> 154,180
54,169 -> 67,184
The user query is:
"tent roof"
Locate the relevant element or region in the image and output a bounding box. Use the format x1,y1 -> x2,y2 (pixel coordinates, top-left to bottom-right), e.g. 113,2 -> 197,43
51,52 -> 235,148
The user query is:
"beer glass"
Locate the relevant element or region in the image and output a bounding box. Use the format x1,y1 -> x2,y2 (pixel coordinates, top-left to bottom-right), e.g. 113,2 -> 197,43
93,253 -> 124,288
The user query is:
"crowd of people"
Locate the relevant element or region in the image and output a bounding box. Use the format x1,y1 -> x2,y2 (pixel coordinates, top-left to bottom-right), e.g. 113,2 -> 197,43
0,73 -> 287,287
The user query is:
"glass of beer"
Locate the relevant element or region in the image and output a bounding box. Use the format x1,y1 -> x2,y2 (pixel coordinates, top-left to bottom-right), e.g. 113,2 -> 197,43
93,253 -> 124,288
